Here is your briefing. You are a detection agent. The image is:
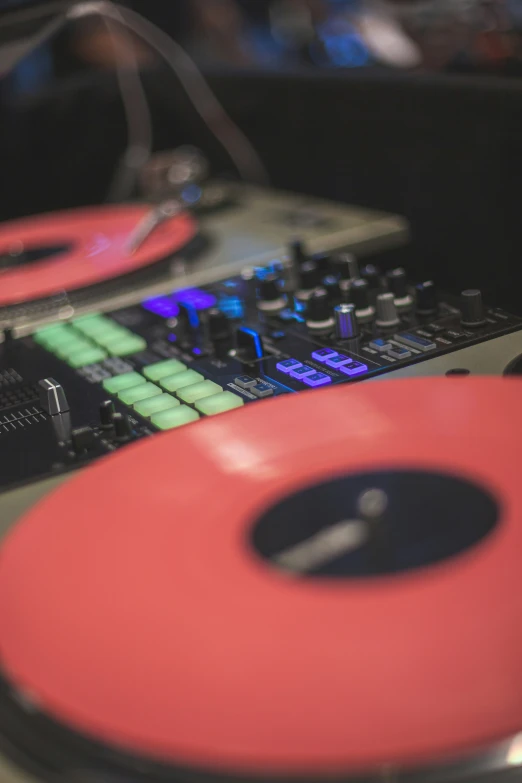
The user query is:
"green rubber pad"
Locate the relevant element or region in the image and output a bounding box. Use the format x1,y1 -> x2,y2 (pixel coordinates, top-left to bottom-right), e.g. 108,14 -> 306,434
143,359 -> 187,382
160,370 -> 204,393
35,329 -> 85,350
74,317 -> 115,337
94,328 -> 132,348
106,336 -> 147,357
194,391 -> 245,416
177,381 -> 223,404
34,322 -> 70,334
33,323 -> 71,340
103,372 -> 146,395
67,348 -> 108,368
55,339 -> 95,360
119,383 -> 162,406
151,405 -> 200,430
133,394 -> 179,418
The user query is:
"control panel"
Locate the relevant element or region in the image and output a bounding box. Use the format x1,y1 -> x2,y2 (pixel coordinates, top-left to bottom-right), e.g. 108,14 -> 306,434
1,244 -> 521,493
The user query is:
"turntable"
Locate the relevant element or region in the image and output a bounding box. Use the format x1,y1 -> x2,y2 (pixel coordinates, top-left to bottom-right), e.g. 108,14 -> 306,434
0,186 -> 408,333
0,378 -> 520,783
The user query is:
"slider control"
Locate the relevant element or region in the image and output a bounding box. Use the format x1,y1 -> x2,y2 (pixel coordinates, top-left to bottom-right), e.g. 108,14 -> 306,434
38,378 -> 69,416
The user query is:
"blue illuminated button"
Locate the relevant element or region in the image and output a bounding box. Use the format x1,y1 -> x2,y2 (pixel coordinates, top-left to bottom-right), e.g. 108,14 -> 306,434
369,338 -> 392,352
218,296 -> 244,320
251,383 -> 274,398
276,358 -> 302,374
289,365 -> 316,380
339,361 -> 368,377
387,345 -> 412,360
302,372 -> 332,388
393,332 -> 436,352
325,354 -> 352,368
311,347 -> 338,362
235,375 -> 258,389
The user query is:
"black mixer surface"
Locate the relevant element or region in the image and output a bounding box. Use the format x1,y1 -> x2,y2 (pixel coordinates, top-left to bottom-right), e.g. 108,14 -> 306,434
0,252 -> 520,494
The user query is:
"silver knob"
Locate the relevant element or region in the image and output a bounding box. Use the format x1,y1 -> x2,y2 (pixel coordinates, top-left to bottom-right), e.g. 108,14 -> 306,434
334,303 -> 359,340
38,378 -> 70,416
376,293 -> 400,329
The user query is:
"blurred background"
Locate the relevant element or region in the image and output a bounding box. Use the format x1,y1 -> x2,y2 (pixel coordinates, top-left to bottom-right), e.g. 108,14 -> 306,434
1,0 -> 522,307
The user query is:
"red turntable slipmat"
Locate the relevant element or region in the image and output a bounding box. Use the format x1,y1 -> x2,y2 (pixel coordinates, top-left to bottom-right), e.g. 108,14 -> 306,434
0,205 -> 197,306
0,378 -> 521,775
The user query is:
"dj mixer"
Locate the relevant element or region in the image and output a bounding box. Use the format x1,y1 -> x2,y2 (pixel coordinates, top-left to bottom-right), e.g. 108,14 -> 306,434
1,189 -> 522,783
0,247 -> 520,496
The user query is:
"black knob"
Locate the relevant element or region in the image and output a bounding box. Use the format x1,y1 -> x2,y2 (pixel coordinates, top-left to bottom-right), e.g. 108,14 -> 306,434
351,279 -> 375,323
177,301 -> 199,344
460,289 -> 486,327
298,260 -> 319,292
99,400 -> 115,429
387,268 -> 408,297
113,413 -> 132,441
207,308 -> 231,341
322,274 -> 341,301
312,252 -> 331,274
351,278 -> 369,310
361,263 -> 381,288
306,288 -> 334,329
72,426 -> 96,454
330,252 -> 359,281
236,326 -> 264,361
387,268 -> 413,309
376,292 -> 400,329
256,273 -> 286,312
415,281 -> 438,315
290,239 -> 307,268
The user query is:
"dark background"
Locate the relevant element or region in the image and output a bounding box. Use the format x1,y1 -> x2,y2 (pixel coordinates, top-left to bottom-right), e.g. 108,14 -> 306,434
0,0 -> 521,310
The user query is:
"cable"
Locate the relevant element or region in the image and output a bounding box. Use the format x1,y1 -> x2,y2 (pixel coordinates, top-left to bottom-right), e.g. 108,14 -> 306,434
99,9 -> 153,201
0,11 -> 69,75
68,2 -> 153,201
0,1 -> 71,28
0,0 -> 269,187
102,1 -> 269,186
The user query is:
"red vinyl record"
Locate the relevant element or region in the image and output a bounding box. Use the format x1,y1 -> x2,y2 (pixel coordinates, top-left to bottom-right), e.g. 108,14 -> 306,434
0,377 -> 521,776
0,205 -> 197,306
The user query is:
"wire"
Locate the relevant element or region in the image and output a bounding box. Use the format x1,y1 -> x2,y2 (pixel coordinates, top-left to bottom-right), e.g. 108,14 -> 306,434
67,2 -> 153,201
102,1 -> 269,186
0,0 -> 269,188
0,11 -> 69,75
0,1 -> 71,28
97,8 -> 153,201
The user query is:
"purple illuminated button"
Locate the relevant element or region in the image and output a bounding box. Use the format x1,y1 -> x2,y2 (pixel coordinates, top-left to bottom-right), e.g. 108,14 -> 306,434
311,347 -> 338,363
277,358 -> 302,374
142,296 -> 180,319
302,372 -> 332,388
172,288 -> 217,311
289,365 -> 316,379
340,361 -> 368,377
325,353 -> 352,369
